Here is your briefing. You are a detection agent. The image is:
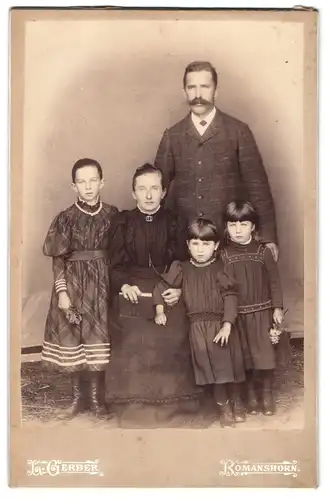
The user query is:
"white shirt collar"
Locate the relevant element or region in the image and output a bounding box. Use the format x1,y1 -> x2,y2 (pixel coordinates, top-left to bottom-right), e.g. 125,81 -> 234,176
137,204 -> 161,216
242,236 -> 253,245
191,106 -> 216,134
232,236 -> 253,245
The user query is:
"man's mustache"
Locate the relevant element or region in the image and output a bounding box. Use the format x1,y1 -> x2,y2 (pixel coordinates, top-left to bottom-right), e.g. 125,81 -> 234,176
189,97 -> 211,106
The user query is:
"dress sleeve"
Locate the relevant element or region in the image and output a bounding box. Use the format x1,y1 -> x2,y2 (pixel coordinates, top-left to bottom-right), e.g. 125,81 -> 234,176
153,260 -> 183,306
108,205 -> 119,219
109,212 -> 133,292
43,211 -> 72,293
107,207 -> 120,258
154,129 -> 175,192
237,123 -> 278,244
216,263 -> 238,325
175,213 -> 189,261
263,246 -> 283,308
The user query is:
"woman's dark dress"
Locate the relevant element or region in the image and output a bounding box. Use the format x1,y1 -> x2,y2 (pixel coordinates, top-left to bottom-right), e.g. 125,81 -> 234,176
220,239 -> 284,370
105,207 -> 203,421
153,260 -> 246,386
42,200 -> 118,373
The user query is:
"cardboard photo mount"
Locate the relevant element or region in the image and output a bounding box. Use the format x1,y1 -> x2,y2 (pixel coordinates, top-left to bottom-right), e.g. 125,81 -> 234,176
10,7 -> 317,488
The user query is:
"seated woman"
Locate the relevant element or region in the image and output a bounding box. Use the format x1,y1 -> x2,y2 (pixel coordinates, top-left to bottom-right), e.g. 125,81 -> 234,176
105,163 -> 203,427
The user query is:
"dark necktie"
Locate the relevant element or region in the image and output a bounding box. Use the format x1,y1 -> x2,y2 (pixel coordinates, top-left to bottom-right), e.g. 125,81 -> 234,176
200,120 -> 207,126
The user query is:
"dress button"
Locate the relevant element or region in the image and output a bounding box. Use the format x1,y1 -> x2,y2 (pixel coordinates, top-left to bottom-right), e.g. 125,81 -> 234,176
199,212 -> 204,216
198,195 -> 203,199
198,161 -> 202,165
198,178 -> 202,182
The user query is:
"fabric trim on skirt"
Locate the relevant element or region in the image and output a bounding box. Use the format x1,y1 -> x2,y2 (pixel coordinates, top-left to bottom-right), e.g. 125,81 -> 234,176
41,340 -> 110,368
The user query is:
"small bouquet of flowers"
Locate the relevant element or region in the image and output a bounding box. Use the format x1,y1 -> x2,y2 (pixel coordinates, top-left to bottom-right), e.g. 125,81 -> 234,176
269,323 -> 286,345
269,309 -> 289,345
65,305 -> 83,325
269,310 -> 291,365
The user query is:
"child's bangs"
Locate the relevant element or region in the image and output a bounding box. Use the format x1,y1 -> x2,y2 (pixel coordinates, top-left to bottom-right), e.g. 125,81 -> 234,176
188,220 -> 220,242
224,201 -> 258,225
226,211 -> 252,223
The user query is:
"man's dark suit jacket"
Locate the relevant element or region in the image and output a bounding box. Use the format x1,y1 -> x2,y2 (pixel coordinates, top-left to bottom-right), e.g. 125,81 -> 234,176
154,108 -> 277,244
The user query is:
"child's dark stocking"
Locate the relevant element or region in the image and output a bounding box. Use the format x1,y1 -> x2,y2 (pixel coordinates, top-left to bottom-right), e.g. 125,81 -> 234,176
261,369 -> 275,416
229,382 -> 246,422
213,384 -> 235,428
89,371 -> 107,417
59,372 -> 84,419
246,369 -> 259,415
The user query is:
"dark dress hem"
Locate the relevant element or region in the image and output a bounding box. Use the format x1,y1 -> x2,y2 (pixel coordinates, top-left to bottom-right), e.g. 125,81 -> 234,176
106,393 -> 202,404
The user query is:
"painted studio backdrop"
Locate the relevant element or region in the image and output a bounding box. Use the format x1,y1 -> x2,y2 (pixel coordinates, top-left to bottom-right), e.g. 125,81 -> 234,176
22,17 -> 304,350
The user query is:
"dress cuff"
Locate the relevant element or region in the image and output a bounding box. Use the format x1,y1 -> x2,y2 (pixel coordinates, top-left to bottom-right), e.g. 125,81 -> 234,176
222,314 -> 236,326
55,278 -> 67,293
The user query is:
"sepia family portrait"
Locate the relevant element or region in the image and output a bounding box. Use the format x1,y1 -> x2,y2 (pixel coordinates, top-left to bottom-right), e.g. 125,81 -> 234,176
10,8 -> 316,488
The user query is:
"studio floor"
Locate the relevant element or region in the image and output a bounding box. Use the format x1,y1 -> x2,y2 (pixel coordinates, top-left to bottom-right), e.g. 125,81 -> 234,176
20,340 -> 304,430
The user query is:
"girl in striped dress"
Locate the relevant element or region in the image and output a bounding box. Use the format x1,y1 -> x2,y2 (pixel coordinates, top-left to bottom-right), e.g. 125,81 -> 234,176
42,158 -> 117,419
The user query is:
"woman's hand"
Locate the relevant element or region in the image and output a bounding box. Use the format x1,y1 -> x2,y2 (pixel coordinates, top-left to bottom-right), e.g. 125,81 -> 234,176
213,322 -> 232,346
155,312 -> 167,326
58,291 -> 71,311
162,288 -> 182,307
121,284 -> 142,303
273,308 -> 284,325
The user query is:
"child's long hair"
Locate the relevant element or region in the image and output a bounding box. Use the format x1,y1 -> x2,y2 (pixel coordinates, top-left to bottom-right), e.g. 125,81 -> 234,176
222,200 -> 260,245
187,218 -> 221,243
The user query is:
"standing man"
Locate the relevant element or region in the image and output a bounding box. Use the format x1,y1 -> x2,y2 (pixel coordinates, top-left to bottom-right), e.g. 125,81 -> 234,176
155,61 -> 279,260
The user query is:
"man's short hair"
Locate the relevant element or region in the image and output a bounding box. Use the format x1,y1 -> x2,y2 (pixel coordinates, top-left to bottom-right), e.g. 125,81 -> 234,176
183,61 -> 218,88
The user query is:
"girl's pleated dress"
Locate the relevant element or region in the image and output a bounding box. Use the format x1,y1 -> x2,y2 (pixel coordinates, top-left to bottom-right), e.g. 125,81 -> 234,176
153,258 -> 246,386
220,239 -> 284,370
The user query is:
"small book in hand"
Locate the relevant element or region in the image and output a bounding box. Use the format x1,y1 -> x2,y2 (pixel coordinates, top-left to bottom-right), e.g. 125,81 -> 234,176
118,292 -> 155,319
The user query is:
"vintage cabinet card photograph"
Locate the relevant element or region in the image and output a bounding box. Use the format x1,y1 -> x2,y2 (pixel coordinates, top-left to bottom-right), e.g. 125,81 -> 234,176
9,7 -> 317,488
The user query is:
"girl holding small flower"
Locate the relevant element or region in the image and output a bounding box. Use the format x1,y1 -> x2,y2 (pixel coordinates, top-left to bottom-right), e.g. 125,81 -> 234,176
221,200 -> 284,416
42,158 -> 118,419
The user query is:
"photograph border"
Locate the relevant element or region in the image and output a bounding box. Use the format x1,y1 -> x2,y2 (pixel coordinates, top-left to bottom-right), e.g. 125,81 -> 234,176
9,7 -> 317,488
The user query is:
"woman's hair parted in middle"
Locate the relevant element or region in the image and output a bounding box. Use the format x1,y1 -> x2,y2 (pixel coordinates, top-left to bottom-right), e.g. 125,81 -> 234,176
187,218 -> 221,243
132,163 -> 165,190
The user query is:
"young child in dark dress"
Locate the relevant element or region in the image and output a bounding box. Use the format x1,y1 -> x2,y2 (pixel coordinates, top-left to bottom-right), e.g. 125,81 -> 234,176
42,158 -> 118,419
221,200 -> 284,416
153,218 -> 246,428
